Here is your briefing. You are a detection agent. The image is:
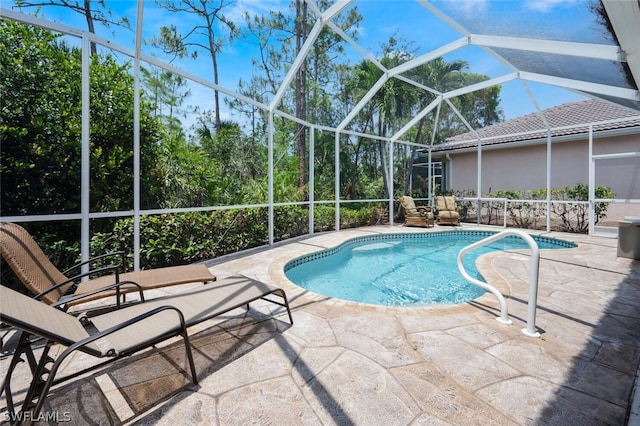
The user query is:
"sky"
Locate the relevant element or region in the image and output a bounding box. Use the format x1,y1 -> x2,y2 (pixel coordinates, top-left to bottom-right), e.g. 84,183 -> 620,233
4,0 -> 617,131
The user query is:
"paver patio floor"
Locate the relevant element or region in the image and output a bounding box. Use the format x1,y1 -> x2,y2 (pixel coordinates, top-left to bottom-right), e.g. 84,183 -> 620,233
2,224 -> 639,425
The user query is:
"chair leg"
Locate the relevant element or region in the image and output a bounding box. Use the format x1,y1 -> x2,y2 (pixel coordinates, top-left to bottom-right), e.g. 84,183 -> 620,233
279,291 -> 294,325
262,290 -> 294,325
1,331 -> 33,418
19,339 -> 56,419
29,339 -> 89,420
180,330 -> 198,385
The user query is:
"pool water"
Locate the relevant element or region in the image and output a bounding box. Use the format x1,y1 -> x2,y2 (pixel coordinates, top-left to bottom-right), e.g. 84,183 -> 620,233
285,231 -> 576,306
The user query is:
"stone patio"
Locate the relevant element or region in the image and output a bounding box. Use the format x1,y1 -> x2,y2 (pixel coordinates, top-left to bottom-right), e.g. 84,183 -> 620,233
1,224 -> 639,425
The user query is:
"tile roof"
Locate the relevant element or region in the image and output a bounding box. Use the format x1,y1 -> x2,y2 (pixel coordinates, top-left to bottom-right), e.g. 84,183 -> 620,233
433,99 -> 640,152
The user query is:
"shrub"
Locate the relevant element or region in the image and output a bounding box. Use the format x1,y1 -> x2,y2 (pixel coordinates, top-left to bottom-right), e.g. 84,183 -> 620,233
453,189 -> 476,221
89,210 -> 271,270
454,183 -> 614,233
550,183 -> 614,233
88,204 -> 380,270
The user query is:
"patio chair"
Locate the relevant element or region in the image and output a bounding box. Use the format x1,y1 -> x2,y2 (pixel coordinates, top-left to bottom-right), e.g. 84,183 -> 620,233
0,275 -> 293,420
397,196 -> 434,227
0,222 -> 216,309
435,196 -> 460,225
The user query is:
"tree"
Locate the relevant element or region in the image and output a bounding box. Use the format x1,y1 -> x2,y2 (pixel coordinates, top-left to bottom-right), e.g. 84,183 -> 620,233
342,39 -> 503,200
1,21 -> 81,215
0,20 -> 163,217
195,115 -> 267,204
140,66 -> 191,126
294,0 -> 308,194
152,124 -> 214,208
346,43 -> 419,199
228,10 -> 291,143
235,1 -> 362,201
400,57 -> 469,196
14,0 -> 130,55
151,0 -> 239,133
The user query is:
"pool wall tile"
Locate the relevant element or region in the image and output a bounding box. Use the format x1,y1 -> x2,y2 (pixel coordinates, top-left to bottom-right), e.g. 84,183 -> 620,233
283,231 -> 576,272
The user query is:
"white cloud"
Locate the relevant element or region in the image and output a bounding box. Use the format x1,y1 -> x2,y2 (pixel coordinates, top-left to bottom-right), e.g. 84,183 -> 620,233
225,0 -> 290,25
445,0 -> 489,18
524,0 -> 581,13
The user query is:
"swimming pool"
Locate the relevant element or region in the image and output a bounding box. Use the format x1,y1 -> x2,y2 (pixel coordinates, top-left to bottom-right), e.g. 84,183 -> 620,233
284,230 -> 576,306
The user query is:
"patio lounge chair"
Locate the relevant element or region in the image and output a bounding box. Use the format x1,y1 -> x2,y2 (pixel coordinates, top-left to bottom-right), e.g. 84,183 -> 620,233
0,275 -> 293,420
397,196 -> 434,227
0,222 -> 215,308
435,196 -> 460,225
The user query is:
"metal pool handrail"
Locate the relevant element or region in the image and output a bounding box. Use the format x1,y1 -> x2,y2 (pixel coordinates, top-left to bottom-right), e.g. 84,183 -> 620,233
457,229 -> 541,338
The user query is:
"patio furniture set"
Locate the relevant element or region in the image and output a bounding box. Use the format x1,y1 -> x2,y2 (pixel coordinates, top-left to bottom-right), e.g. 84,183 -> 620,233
397,195 -> 461,227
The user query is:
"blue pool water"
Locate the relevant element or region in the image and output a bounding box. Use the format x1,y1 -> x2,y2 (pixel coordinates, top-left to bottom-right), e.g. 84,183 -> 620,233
285,231 -> 576,307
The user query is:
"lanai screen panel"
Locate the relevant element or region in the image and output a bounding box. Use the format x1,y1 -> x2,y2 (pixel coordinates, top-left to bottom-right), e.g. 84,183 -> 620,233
434,1 -> 637,111
436,1 -> 610,43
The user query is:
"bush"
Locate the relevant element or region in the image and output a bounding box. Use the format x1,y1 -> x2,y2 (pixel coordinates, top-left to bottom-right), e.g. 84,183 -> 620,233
88,204 -> 380,270
550,183 -> 614,233
491,189 -> 546,229
454,183 -> 614,233
453,189 -> 476,221
90,210 -> 271,270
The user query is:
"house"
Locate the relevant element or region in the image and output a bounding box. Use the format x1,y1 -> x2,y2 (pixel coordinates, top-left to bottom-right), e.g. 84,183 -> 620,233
426,99 -> 640,223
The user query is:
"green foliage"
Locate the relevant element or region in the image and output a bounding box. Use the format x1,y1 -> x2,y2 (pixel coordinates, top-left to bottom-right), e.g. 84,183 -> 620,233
0,15 -> 508,270
90,211 -> 268,269
152,127 -> 216,208
274,205 -> 308,238
1,20 -> 163,218
140,67 -> 191,125
550,182 -> 615,233
313,206 -> 337,231
312,204 -> 385,232
455,184 -> 614,233
487,189 -> 545,228
87,206 -> 379,270
0,221 -> 80,293
1,21 -> 82,215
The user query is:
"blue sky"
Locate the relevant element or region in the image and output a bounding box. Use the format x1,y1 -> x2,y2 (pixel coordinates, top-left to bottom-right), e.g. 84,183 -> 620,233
6,0 -> 609,128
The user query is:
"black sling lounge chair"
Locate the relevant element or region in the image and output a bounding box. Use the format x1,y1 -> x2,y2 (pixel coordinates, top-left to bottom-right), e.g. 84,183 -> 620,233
0,276 -> 293,421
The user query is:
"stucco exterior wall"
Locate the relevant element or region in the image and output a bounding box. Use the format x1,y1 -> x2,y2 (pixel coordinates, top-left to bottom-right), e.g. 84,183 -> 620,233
440,133 -> 639,200
593,137 -> 640,200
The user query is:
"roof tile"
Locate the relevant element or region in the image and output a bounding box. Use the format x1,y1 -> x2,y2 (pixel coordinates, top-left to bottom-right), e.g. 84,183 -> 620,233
434,99 -> 640,151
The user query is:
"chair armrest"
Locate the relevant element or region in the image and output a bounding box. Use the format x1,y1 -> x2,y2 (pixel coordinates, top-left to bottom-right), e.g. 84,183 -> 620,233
62,251 -> 125,276
51,280 -> 145,309
35,264 -> 122,302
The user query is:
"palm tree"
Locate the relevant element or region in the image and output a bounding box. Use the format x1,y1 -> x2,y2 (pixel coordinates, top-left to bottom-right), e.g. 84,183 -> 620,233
349,53 -> 419,198
349,53 -> 465,197
401,58 -> 468,195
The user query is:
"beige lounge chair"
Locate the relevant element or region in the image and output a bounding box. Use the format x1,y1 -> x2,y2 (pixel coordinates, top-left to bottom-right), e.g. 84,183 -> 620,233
0,276 -> 292,419
0,222 -> 215,308
435,196 -> 460,225
397,196 -> 434,227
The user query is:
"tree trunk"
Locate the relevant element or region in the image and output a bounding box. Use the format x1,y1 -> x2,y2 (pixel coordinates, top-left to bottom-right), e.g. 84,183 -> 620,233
83,0 -> 97,55
403,117 -> 425,195
295,0 -> 308,198
212,50 -> 221,132
378,119 -> 391,199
